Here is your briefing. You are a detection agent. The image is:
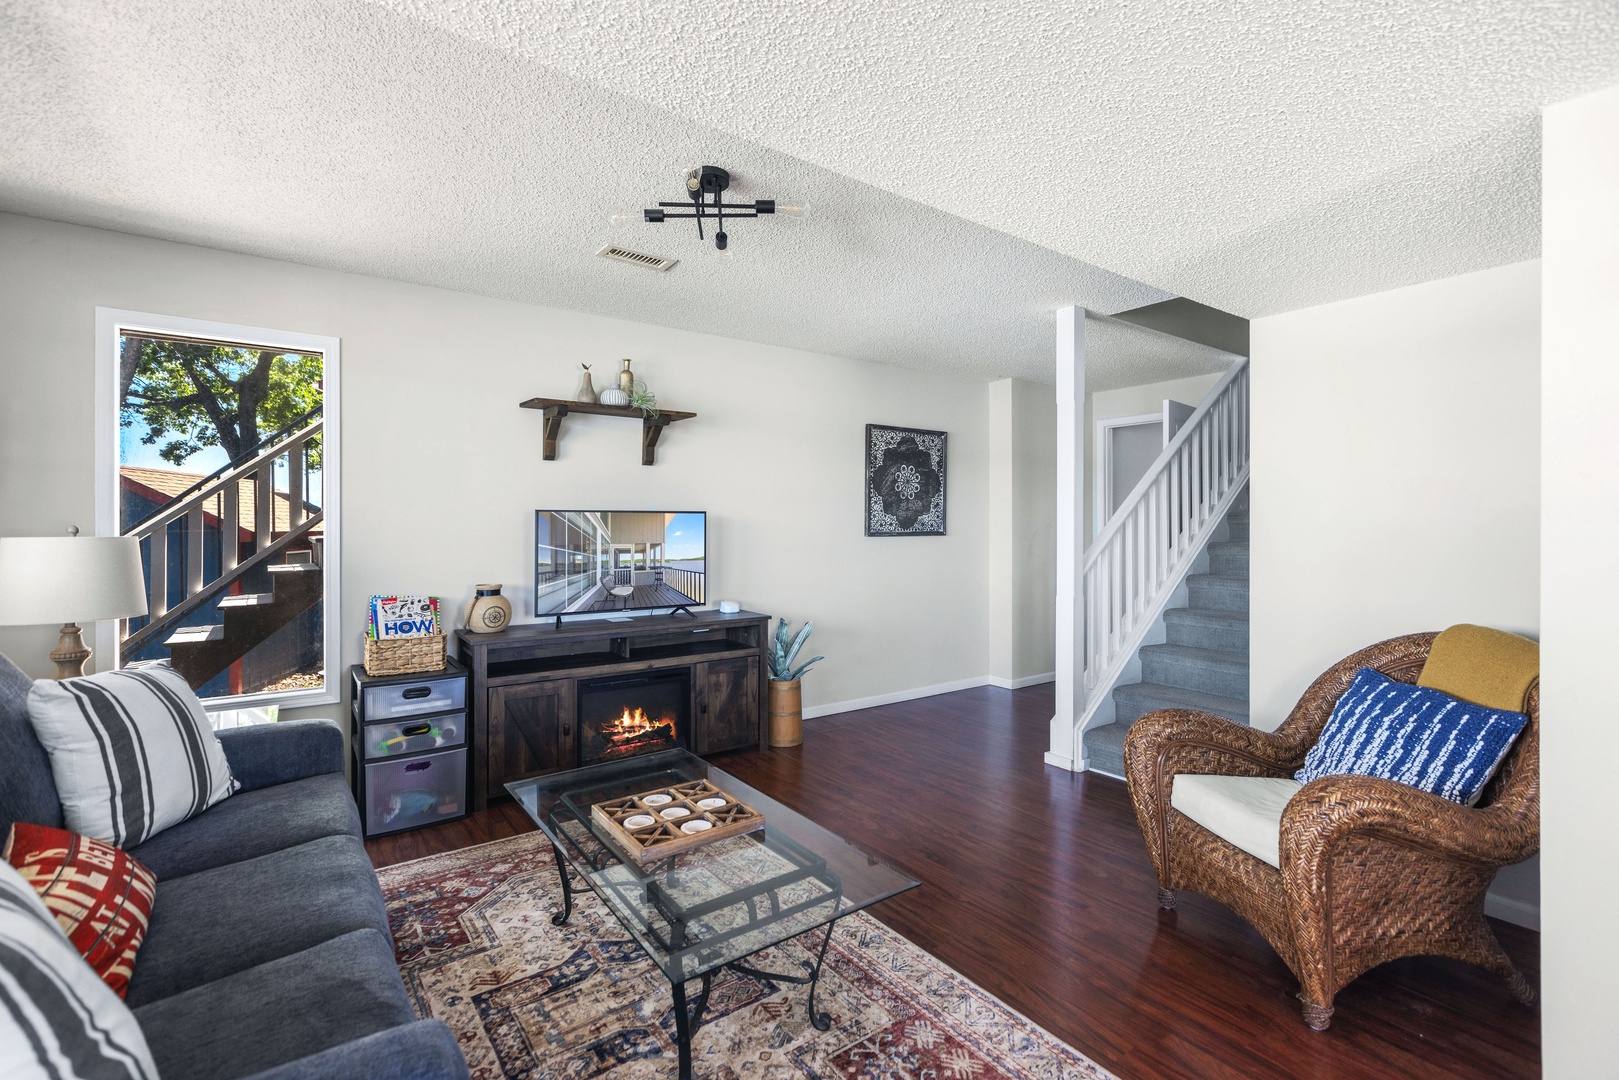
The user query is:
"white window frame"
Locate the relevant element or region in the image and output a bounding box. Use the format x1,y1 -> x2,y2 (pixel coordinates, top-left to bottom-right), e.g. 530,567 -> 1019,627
94,308 -> 342,709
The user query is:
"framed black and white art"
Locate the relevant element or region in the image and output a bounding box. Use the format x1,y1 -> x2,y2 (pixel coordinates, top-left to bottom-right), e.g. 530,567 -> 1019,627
864,424 -> 947,537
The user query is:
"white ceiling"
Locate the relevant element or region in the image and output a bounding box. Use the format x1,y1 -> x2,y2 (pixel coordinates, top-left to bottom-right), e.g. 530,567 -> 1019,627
0,0 -> 1246,388
5,3 -> 1611,386
367,0 -> 1619,318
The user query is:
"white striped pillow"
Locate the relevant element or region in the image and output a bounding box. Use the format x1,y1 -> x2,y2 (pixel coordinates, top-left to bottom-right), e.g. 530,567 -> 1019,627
0,860 -> 158,1080
26,667 -> 239,848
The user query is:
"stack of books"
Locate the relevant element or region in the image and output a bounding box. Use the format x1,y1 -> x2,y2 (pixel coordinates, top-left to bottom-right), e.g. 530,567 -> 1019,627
366,595 -> 441,640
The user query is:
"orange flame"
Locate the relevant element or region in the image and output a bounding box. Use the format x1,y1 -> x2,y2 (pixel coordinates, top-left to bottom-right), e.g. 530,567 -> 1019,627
607,706 -> 676,744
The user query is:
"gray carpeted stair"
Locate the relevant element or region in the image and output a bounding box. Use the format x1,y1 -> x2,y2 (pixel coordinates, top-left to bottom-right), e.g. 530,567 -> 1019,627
1084,493 -> 1250,778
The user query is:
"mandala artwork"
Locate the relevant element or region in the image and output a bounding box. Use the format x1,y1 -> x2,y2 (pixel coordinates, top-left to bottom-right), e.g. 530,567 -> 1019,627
865,424 -> 947,536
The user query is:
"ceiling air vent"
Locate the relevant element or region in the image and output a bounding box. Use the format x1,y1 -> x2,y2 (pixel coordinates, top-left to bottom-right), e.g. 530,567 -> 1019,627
596,244 -> 679,272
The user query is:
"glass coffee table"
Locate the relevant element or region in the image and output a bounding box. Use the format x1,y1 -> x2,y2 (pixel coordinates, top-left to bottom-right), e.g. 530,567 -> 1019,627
508,749 -> 918,1080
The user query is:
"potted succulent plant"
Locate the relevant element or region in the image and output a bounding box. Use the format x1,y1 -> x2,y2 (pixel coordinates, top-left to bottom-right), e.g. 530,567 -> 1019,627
767,618 -> 824,748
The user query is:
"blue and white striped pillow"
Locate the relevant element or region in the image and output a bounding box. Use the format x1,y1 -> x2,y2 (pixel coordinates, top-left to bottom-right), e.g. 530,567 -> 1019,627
1296,667 -> 1528,804
26,666 -> 238,848
0,860 -> 158,1079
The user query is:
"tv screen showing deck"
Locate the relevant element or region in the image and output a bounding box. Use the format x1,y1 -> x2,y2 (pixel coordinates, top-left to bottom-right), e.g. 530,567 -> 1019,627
535,511 -> 707,617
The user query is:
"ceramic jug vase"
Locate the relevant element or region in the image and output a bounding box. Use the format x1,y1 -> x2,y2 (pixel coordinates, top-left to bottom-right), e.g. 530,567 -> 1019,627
465,585 -> 511,634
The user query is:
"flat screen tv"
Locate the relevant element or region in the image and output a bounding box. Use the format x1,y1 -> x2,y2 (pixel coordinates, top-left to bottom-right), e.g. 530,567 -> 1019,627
535,511 -> 707,624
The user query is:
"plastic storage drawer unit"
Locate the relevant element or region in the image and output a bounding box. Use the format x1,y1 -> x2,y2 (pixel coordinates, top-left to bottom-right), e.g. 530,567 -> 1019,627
361,675 -> 466,720
363,747 -> 467,835
360,713 -> 467,760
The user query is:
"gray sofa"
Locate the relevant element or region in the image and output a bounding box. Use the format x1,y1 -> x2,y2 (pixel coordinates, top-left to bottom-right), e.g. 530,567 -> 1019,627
0,655 -> 469,1080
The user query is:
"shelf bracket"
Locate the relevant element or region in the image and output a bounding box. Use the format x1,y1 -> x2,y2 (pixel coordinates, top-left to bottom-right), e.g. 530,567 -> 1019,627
542,404 -> 569,461
642,414 -> 672,466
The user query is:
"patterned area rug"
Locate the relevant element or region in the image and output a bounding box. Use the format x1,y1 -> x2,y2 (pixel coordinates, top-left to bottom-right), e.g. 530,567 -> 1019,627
378,832 -> 1115,1080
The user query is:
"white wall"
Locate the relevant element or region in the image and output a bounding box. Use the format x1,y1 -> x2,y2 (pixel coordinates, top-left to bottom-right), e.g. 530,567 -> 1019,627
1248,258 -> 1542,925
1542,82 -> 1619,1079
1086,372 -> 1222,540
988,379 -> 1057,684
0,213 -> 995,718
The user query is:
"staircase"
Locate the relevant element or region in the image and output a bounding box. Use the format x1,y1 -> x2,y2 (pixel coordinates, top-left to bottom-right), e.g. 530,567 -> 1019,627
1062,357 -> 1249,773
163,563 -> 323,688
1083,488 -> 1249,777
121,414 -> 325,693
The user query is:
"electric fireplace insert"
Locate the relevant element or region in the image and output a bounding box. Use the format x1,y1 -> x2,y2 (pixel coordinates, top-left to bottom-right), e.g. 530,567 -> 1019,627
576,669 -> 691,765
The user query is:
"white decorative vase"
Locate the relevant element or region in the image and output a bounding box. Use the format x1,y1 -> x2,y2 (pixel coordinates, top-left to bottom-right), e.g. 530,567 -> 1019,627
599,387 -> 630,407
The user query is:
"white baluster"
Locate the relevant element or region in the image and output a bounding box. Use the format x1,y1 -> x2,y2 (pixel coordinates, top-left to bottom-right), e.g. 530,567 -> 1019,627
1109,540 -> 1121,658
148,529 -> 168,620
255,463 -> 274,553
1123,514 -> 1135,632
221,482 -> 239,573
186,506 -> 204,596
288,439 -> 305,528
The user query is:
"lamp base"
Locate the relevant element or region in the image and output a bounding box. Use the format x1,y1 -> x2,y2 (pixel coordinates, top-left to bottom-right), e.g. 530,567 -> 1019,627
50,623 -> 90,680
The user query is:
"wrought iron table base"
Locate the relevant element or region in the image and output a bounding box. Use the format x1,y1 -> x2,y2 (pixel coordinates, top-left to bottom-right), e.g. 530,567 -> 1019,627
549,846 -> 838,1080
668,920 -> 839,1080
550,842 -> 575,926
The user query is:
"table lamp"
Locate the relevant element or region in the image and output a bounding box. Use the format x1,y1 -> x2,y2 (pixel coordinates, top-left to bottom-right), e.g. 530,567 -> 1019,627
0,531 -> 149,679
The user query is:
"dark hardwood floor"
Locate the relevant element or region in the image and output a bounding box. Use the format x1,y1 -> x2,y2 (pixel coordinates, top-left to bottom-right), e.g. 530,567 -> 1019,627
367,684 -> 1540,1080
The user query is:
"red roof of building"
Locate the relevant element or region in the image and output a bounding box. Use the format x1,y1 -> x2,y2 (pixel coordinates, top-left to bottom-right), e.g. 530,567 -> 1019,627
120,466 -> 323,539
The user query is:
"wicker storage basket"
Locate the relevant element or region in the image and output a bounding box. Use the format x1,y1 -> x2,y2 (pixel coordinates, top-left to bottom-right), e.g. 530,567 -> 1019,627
363,633 -> 447,677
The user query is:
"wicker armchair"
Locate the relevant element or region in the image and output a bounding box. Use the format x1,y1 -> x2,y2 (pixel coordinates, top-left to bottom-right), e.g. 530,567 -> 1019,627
1123,632 -> 1539,1030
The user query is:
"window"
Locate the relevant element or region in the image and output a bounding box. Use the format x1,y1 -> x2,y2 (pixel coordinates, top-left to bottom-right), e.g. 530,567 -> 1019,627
95,310 -> 341,708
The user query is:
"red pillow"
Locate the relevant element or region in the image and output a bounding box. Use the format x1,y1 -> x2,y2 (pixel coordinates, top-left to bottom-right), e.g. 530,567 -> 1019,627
3,822 -> 157,998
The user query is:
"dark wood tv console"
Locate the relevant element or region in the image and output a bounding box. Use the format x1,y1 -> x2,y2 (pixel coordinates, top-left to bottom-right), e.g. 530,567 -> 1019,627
454,610 -> 772,811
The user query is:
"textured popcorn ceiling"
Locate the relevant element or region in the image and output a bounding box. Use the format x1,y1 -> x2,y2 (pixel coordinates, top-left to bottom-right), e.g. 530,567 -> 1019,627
368,0 -> 1619,317
0,0 -> 1235,387
8,4 -> 1606,383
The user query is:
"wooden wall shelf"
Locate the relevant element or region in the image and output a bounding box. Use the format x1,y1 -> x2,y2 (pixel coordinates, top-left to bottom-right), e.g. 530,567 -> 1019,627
519,397 -> 697,466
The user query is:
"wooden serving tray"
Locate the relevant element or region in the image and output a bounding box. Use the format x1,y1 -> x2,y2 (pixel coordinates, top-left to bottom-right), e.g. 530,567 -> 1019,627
590,779 -> 764,864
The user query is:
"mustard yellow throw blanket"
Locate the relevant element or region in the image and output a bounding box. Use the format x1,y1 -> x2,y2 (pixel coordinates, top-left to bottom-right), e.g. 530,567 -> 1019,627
1417,623 -> 1540,712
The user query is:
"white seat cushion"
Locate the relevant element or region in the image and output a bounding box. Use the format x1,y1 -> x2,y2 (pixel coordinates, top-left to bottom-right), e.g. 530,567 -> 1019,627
1171,774 -> 1303,869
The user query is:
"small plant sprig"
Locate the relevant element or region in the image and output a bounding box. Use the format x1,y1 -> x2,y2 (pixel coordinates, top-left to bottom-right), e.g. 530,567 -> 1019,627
629,379 -> 658,418
769,618 -> 824,682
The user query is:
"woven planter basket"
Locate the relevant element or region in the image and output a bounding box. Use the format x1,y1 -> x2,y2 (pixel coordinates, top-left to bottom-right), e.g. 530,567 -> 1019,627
364,633 -> 447,677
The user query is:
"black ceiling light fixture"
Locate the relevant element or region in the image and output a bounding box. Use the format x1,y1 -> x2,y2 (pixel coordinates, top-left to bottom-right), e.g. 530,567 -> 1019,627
612,166 -> 806,251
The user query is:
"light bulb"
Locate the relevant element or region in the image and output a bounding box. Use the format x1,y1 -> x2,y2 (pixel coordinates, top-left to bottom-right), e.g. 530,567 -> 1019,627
775,200 -> 809,219
608,210 -> 640,226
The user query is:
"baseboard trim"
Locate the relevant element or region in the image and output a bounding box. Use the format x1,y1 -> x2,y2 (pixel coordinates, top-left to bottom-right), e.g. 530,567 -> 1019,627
1043,750 -> 1075,771
802,676 -> 993,720
1484,891 -> 1540,931
985,671 -> 1056,690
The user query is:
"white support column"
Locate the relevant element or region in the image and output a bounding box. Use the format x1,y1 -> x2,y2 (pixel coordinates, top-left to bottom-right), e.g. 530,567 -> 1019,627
986,380 -> 1016,683
1048,306 -> 1086,770
1543,81 -> 1619,1077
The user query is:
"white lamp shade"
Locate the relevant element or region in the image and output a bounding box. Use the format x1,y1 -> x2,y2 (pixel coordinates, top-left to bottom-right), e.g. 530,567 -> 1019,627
0,536 -> 149,626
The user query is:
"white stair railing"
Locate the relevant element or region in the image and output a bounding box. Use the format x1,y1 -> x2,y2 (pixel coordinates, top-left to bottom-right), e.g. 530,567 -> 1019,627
1080,359 -> 1249,721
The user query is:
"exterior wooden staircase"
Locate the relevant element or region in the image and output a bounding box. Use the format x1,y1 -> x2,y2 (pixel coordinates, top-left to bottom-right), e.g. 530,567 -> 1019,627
162,562 -> 322,688
121,413 -> 324,692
